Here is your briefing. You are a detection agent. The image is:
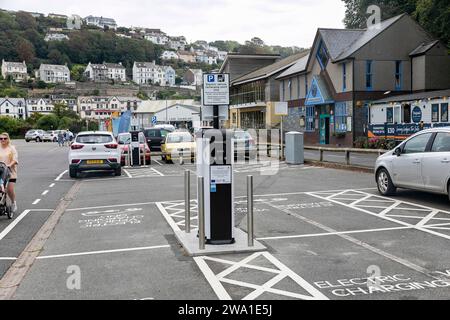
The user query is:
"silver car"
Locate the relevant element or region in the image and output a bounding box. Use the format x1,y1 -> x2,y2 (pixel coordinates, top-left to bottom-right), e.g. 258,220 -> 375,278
25,129 -> 45,142
375,128 -> 450,200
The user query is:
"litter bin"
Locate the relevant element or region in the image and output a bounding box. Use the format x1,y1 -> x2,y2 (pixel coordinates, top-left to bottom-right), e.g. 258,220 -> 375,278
285,131 -> 304,165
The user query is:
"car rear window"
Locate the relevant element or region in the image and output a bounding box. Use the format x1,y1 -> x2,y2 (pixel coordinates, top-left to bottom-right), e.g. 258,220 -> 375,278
118,134 -> 131,144
145,129 -> 159,138
76,134 -> 113,144
167,133 -> 193,143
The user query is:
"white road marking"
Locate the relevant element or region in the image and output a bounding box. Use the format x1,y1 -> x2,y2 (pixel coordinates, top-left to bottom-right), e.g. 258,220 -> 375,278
0,210 -> 31,241
194,252 -> 328,300
151,167 -> 164,176
55,170 -> 68,181
32,199 -> 41,205
154,159 -> 163,166
265,200 -> 438,280
37,244 -> 170,260
155,202 -> 181,232
257,226 -> 414,241
41,190 -> 49,196
194,257 -> 232,300
0,257 -> 17,261
49,183 -> 55,188
123,169 -> 132,178
67,201 -> 157,212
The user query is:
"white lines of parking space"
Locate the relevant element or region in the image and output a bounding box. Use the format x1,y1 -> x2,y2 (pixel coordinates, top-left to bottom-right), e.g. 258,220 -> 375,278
307,189 -> 450,240
123,167 -> 166,179
233,161 -> 316,173
156,200 -> 198,232
155,199 -> 328,300
194,252 -> 328,300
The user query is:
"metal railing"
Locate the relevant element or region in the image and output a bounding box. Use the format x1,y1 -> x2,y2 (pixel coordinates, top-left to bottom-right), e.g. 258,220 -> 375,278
304,146 -> 387,166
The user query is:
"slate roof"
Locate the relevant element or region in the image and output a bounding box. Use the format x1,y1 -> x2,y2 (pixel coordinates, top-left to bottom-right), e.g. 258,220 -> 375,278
276,52 -> 310,79
231,50 -> 310,86
409,40 -> 440,57
372,89 -> 450,104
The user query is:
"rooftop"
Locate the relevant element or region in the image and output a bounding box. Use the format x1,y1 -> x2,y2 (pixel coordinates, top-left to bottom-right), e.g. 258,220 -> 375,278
372,89 -> 450,104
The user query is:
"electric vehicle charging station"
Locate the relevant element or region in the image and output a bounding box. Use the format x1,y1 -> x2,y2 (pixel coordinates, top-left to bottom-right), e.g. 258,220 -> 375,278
130,131 -> 142,167
196,128 -> 235,244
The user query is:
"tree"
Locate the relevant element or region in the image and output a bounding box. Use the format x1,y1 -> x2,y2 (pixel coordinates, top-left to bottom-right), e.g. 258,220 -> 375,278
250,37 -> 265,46
36,114 -> 59,130
15,11 -> 37,30
341,0 -> 449,46
71,64 -> 86,82
58,116 -> 74,129
16,38 -> 35,63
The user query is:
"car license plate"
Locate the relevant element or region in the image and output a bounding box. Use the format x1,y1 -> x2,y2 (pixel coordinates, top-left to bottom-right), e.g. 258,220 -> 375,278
87,160 -> 104,165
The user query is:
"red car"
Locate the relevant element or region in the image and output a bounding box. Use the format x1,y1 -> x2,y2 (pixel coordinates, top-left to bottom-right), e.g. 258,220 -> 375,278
117,132 -> 151,166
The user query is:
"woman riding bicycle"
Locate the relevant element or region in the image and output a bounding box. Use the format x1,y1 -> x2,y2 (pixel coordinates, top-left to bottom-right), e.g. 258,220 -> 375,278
0,133 -> 18,213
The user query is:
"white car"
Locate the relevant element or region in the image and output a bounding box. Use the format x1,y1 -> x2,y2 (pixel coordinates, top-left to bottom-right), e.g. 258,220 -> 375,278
375,128 -> 450,199
43,130 -> 62,142
68,131 -> 121,178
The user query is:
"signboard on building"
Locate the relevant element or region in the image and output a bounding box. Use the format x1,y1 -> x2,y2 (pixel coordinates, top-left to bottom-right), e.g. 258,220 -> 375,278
412,106 -> 422,123
275,102 -> 288,116
202,73 -> 230,106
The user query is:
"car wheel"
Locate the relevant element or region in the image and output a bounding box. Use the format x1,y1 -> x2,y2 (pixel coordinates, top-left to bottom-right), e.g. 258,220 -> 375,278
36,137 -> 41,142
69,168 -> 78,179
25,140 -> 30,143
115,168 -> 122,176
377,168 -> 396,196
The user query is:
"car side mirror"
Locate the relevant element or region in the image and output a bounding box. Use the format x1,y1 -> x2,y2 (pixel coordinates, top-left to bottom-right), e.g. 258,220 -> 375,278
394,147 -> 402,157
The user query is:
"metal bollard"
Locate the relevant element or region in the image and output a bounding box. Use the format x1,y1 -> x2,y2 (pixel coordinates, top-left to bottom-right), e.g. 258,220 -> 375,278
198,176 -> 205,250
247,175 -> 254,247
185,170 -> 190,233
345,149 -> 350,165
320,148 -> 324,162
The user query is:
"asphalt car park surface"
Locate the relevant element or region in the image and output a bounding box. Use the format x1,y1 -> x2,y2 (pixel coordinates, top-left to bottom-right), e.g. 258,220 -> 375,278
2,145 -> 450,300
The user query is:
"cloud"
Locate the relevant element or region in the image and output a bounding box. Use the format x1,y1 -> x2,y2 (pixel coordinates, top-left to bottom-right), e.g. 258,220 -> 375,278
0,0 -> 346,47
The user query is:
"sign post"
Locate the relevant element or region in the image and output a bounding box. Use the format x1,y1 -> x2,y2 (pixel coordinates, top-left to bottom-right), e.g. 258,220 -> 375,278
275,102 -> 288,160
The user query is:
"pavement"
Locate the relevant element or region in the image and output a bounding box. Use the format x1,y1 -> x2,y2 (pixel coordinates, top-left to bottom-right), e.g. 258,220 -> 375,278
1,140 -> 450,300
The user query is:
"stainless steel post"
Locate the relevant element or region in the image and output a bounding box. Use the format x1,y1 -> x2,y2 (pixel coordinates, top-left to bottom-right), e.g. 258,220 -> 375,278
185,170 -> 191,233
198,176 -> 205,250
247,175 -> 254,247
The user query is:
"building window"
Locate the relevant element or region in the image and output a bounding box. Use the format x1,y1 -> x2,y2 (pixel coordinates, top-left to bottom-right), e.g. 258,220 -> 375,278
335,102 -> 347,132
366,60 -> 373,90
316,41 -> 329,70
432,104 -> 439,122
305,75 -> 308,97
288,80 -> 292,101
441,103 -> 448,122
387,107 -> 393,123
342,63 -> 347,91
5,109 -> 9,114
306,106 -> 315,132
395,61 -> 402,90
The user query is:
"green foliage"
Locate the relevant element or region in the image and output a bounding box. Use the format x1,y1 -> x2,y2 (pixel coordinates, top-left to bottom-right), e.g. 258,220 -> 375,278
36,114 -> 59,130
70,64 -> 86,82
137,90 -> 149,100
342,0 -> 450,46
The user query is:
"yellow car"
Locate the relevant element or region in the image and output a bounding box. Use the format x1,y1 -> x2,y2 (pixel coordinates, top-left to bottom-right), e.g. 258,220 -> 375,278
161,131 -> 196,163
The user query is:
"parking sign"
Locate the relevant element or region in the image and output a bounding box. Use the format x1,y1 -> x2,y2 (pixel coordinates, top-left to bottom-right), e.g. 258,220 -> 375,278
152,116 -> 157,124
202,73 -> 230,106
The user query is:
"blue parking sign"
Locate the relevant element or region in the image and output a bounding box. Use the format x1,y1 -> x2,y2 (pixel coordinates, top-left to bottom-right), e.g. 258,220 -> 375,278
207,75 -> 215,83
152,116 -> 157,124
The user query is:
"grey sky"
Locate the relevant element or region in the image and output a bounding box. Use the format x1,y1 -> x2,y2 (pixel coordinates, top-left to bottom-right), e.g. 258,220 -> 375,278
0,0 -> 346,48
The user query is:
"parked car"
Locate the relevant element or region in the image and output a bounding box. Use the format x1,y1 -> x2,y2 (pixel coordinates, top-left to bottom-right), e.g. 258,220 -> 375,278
375,128 -> 450,200
161,131 -> 196,163
68,131 -> 121,178
154,124 -> 176,132
143,128 -> 170,151
117,132 -> 151,166
43,130 -> 63,142
25,129 -> 45,142
232,129 -> 257,160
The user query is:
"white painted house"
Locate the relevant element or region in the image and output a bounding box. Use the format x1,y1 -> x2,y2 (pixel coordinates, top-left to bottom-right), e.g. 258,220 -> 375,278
77,96 -> 142,120
38,64 -> 70,83
104,62 -> 126,82
161,51 -> 179,61
26,98 -> 55,115
0,98 -> 26,119
84,16 -> 117,29
1,60 -> 28,82
44,33 -> 69,41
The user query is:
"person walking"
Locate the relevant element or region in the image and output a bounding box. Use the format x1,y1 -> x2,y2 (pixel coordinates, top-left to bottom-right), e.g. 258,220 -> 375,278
57,131 -> 64,147
0,133 -> 18,213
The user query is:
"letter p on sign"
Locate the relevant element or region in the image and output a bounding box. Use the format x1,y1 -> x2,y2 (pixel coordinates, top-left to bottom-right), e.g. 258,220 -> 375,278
207,75 -> 215,83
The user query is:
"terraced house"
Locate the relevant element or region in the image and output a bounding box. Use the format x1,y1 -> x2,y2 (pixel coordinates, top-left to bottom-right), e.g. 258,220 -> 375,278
277,13 -> 450,146
0,98 -> 26,119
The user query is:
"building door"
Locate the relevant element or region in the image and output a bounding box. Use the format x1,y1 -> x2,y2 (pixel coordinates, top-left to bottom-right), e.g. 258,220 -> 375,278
319,114 -> 330,145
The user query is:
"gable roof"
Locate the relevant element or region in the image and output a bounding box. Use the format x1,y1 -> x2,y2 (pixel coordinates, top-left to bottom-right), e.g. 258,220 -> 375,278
0,98 -> 26,106
372,88 -> 450,104
104,63 -> 125,69
276,52 -> 310,79
409,40 -> 440,57
39,64 -> 70,72
231,51 -> 310,86
219,53 -> 280,73
335,14 -> 406,61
